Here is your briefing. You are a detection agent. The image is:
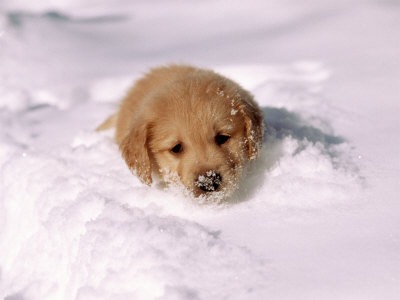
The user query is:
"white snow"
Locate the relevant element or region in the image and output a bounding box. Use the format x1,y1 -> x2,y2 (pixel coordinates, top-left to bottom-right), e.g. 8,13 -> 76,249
1,0 -> 399,299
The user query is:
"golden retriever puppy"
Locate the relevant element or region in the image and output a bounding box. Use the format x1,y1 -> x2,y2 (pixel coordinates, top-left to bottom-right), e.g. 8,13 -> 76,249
98,65 -> 264,198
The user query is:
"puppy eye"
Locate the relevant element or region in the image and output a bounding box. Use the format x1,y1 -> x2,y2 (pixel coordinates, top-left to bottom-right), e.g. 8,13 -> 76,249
215,134 -> 231,146
170,143 -> 183,154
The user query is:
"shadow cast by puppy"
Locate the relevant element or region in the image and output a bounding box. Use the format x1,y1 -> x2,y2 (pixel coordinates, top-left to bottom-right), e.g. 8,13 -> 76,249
263,107 -> 344,147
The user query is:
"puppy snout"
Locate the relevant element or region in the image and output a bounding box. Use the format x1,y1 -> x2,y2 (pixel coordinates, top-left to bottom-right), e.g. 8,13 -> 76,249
195,171 -> 222,192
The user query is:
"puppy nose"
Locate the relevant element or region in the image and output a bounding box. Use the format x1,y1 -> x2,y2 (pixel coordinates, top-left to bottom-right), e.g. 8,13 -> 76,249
195,171 -> 222,192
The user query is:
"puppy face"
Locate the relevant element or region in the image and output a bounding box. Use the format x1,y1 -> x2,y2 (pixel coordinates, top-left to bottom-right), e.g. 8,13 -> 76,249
149,96 -> 248,196
119,68 -> 263,198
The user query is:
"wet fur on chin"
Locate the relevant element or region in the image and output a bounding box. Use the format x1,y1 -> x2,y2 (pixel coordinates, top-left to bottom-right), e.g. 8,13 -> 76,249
98,64 -> 264,198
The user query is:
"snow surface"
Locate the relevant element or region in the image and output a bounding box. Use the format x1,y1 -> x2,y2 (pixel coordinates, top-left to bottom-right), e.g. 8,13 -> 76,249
1,0 -> 399,299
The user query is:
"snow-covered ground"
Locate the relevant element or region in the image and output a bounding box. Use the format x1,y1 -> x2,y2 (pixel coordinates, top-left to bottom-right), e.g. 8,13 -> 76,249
1,0 -> 399,299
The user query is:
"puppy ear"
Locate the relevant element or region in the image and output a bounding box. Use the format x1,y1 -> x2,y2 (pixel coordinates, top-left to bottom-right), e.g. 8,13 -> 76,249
238,96 -> 264,160
119,122 -> 152,185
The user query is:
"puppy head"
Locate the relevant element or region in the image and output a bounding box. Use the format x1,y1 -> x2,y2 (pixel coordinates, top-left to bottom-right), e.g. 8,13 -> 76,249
120,74 -> 263,197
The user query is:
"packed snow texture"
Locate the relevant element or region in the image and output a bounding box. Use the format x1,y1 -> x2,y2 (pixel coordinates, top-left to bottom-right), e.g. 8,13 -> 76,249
1,0 -> 399,299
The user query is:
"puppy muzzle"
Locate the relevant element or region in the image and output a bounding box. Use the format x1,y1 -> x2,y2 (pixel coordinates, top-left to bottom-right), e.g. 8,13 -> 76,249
195,171 -> 222,192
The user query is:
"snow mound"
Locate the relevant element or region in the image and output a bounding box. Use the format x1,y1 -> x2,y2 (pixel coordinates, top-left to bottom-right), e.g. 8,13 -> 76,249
0,130 -> 271,300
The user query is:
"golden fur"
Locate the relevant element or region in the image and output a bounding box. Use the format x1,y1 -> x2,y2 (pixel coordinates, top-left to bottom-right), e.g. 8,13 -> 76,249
98,65 -> 264,197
